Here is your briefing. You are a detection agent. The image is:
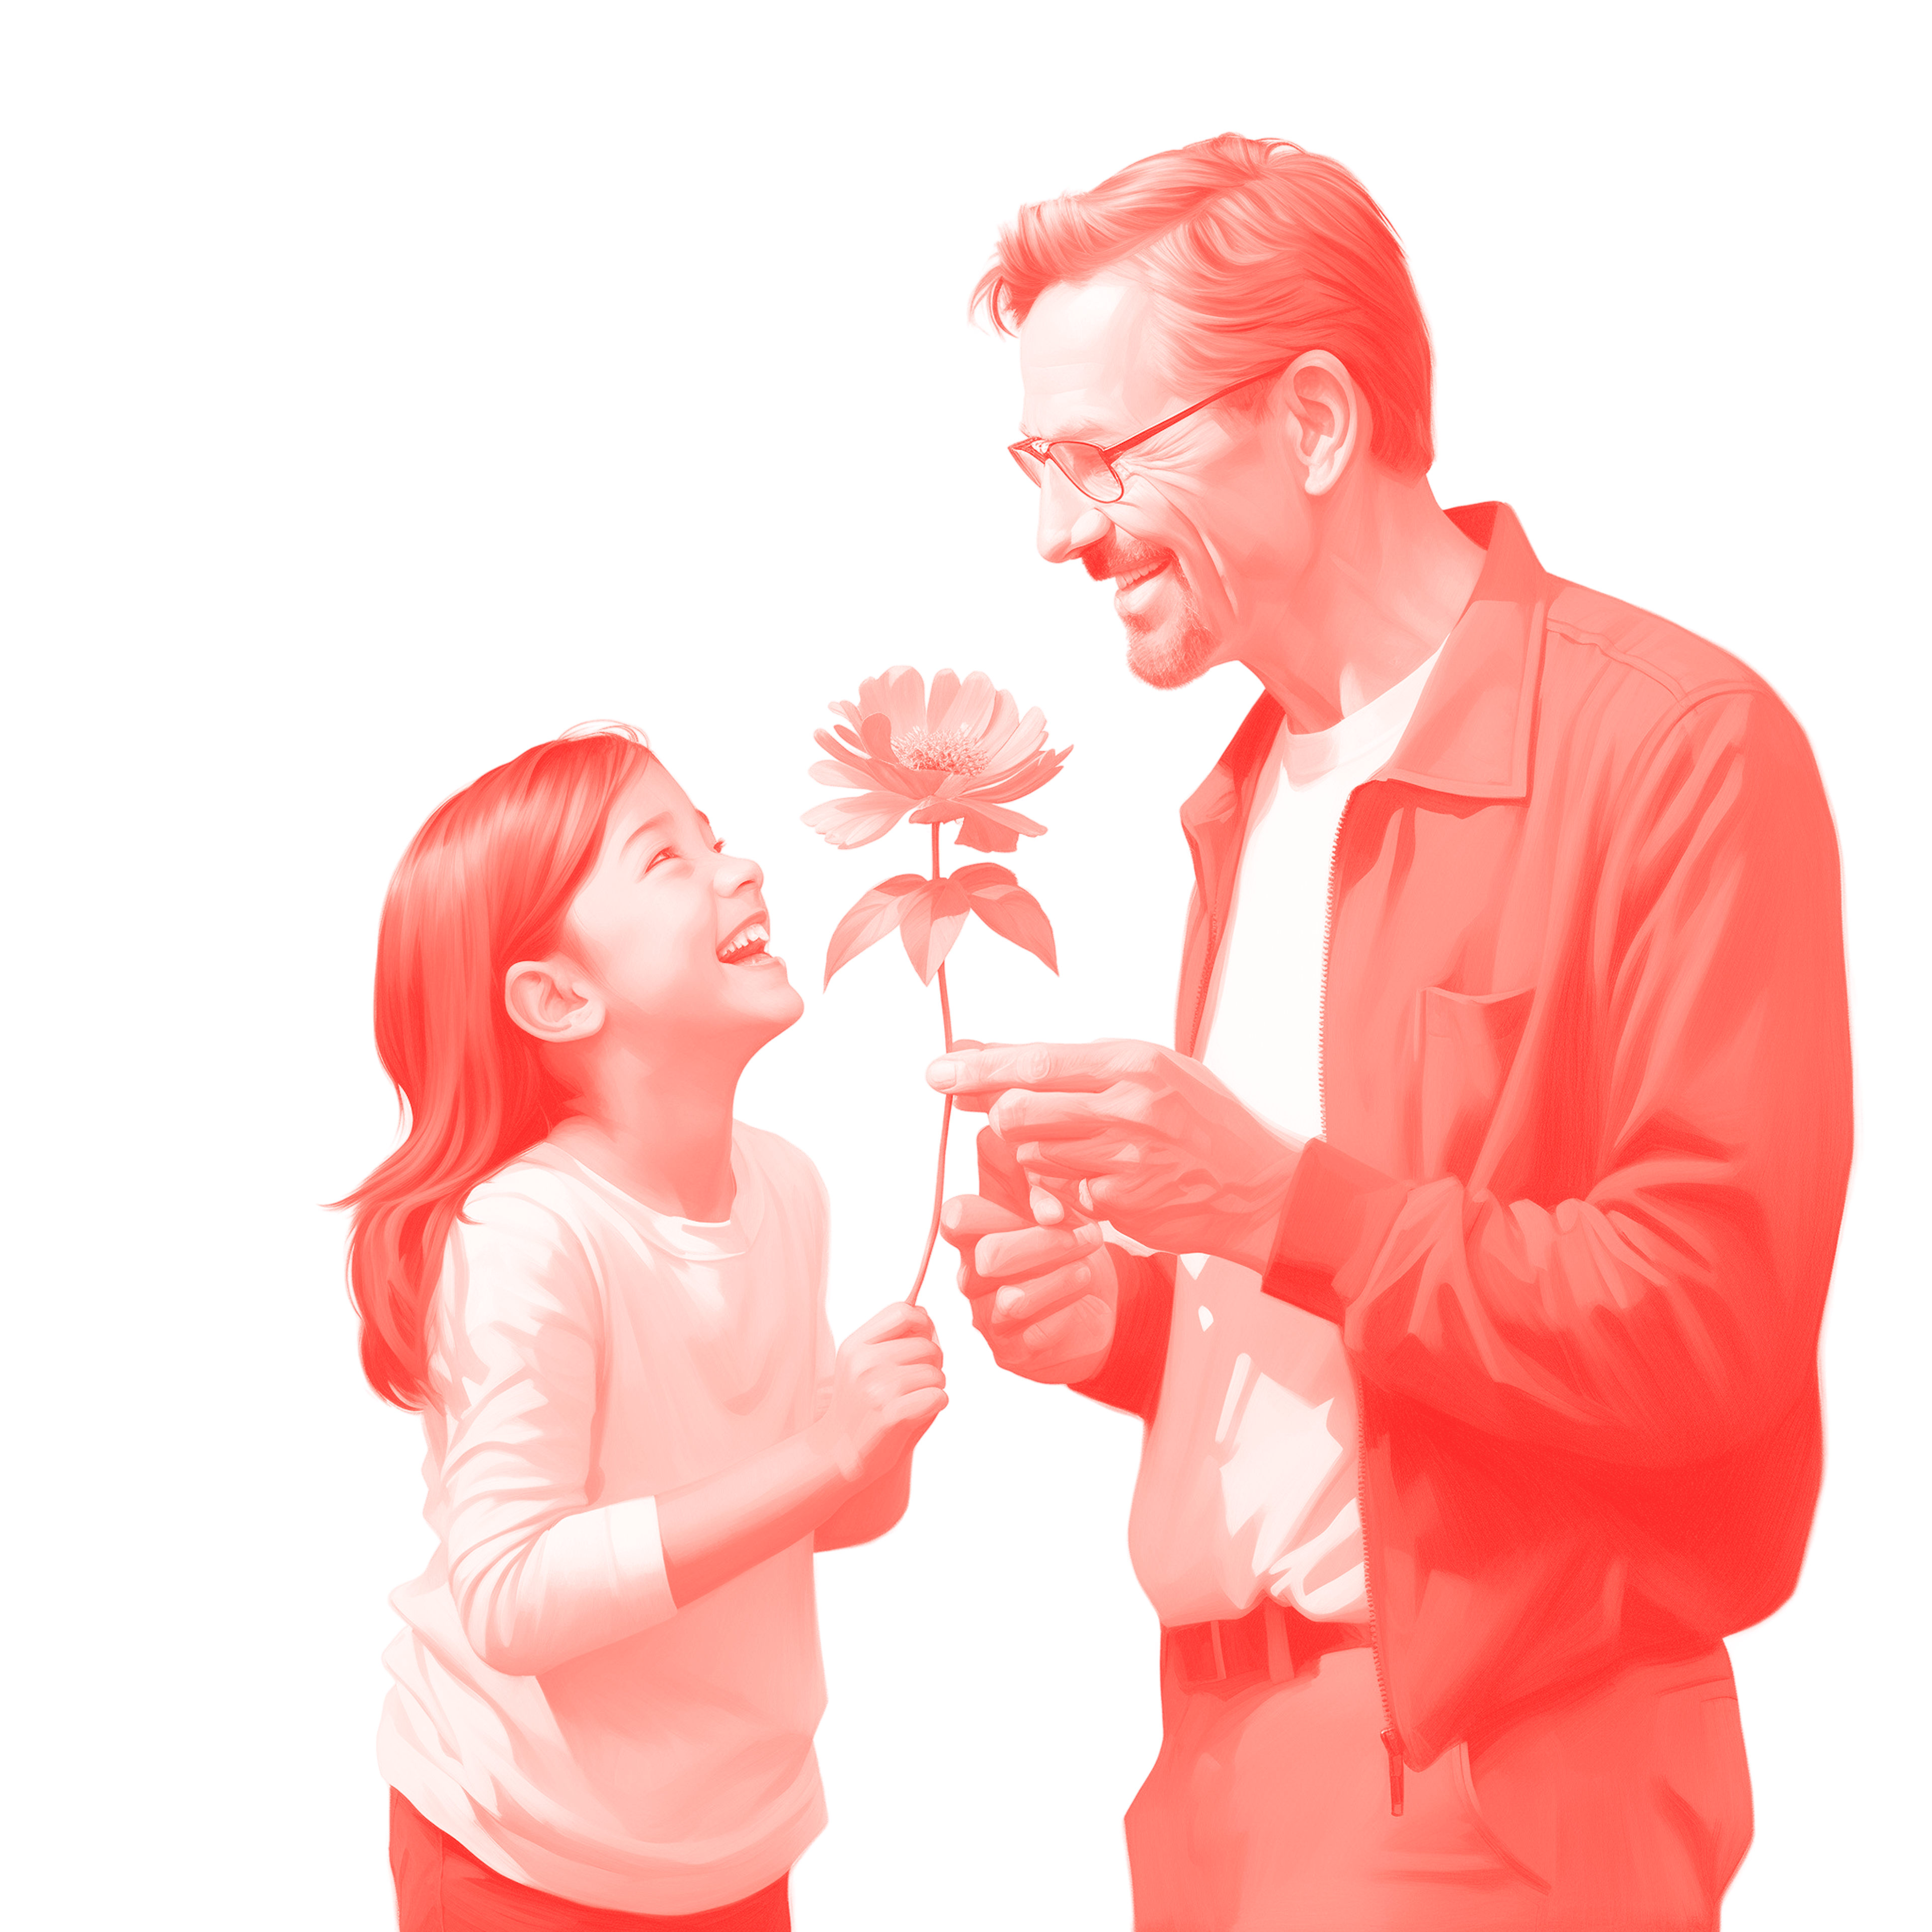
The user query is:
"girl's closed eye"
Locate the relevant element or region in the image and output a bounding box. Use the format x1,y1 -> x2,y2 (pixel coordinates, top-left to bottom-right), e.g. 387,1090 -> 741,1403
644,836 -> 723,871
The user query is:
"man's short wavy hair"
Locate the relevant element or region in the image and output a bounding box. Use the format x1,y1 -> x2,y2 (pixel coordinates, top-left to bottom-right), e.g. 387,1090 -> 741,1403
973,134 -> 1435,479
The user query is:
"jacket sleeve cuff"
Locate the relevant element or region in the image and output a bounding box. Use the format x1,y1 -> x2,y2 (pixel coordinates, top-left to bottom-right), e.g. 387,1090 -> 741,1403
1070,1248 -> 1174,1420
1260,1139 -> 1408,1324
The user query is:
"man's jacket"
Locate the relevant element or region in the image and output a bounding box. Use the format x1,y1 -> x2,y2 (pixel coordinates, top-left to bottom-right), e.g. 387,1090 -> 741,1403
1078,502 -> 1853,1772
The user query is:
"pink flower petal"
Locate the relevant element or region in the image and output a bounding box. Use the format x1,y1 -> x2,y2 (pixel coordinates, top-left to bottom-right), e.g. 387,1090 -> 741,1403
965,745 -> 1071,805
800,792 -> 915,848
942,799 -> 1051,854
970,686 -> 1019,758
980,705 -> 1048,774
950,810 -> 1021,853
812,731 -> 922,794
924,669 -> 961,732
871,666 -> 927,733
799,753 -> 877,784
941,670 -> 998,740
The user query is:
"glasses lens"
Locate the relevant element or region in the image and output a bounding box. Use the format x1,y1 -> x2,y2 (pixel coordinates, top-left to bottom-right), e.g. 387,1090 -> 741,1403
1052,443 -> 1124,503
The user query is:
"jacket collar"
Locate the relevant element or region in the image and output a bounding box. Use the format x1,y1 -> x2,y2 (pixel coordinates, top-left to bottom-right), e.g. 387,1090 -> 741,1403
1177,502 -> 1551,876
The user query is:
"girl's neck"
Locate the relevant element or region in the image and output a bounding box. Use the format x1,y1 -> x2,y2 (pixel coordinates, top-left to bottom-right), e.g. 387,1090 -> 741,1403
546,1046 -> 742,1223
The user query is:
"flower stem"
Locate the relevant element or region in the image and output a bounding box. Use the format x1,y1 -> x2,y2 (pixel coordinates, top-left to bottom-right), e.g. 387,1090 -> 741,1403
908,824 -> 954,1305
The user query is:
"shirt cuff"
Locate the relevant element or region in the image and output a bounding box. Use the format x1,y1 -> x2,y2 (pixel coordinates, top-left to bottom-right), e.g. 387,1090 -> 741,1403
1071,1249 -> 1174,1420
605,1494 -> 678,1631
1259,1138 -> 1408,1323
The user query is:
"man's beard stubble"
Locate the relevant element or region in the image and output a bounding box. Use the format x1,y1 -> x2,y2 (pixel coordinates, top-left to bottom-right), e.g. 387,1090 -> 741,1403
1086,531 -> 1218,691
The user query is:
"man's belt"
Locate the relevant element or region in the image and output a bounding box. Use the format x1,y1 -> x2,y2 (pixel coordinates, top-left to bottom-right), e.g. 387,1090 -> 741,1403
1167,1597 -> 1373,1689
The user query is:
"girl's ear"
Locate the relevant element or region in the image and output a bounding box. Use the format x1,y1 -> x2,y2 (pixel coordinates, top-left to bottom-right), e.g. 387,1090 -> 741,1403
504,959 -> 604,1043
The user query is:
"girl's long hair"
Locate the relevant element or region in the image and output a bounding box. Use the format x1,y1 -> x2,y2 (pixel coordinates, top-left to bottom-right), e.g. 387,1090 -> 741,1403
337,725 -> 652,1410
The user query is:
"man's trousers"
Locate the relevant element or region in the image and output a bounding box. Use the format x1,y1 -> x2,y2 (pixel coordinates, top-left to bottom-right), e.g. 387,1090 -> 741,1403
1125,1633 -> 1753,1930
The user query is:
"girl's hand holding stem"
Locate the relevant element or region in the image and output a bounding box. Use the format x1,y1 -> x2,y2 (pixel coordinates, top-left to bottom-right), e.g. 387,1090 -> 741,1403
810,1301 -> 948,1486
657,1303 -> 945,1606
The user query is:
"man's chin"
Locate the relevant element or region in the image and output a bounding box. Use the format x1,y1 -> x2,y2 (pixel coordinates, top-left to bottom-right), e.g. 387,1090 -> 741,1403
1123,616 -> 1218,691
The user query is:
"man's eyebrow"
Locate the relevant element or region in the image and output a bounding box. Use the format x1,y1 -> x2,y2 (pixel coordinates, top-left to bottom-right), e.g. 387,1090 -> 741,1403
1018,416 -> 1118,443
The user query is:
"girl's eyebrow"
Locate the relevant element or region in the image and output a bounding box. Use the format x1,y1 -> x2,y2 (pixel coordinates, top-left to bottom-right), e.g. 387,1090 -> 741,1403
619,812 -> 677,858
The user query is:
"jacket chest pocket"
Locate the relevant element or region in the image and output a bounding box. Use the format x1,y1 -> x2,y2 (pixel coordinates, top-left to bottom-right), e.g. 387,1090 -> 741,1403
1418,986 -> 1536,1182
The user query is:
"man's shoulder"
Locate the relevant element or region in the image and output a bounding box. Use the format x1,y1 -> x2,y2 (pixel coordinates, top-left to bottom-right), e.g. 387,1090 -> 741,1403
1537,577 -> 1820,789
1543,577 -> 1770,715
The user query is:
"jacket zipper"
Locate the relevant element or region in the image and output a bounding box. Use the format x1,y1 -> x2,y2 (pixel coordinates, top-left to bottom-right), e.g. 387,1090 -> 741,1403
1182,823 -> 1213,1051
1321,788 -> 1405,1817
1192,773 -> 1404,1812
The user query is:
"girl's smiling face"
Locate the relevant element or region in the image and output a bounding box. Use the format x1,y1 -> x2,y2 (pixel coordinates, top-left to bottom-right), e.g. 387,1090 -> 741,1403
512,758 -> 804,1063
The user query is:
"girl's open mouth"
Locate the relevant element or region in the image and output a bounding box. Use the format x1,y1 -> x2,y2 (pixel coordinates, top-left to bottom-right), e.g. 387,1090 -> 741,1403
717,922 -> 781,967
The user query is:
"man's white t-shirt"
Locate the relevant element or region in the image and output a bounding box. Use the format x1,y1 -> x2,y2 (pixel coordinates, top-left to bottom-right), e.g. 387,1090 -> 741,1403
378,1123 -> 836,1916
1128,648 -> 1443,1629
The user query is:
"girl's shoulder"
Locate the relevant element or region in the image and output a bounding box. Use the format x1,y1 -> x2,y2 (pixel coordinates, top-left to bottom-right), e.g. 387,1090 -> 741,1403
432,1155 -> 608,1342
459,1150 -> 604,1256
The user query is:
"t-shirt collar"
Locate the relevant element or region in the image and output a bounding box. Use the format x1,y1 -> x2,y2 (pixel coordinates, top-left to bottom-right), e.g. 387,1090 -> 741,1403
523,1133 -> 767,1260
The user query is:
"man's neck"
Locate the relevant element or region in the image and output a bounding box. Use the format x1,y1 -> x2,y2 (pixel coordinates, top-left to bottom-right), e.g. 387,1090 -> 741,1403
1242,477 -> 1484,734
546,1041 -> 743,1222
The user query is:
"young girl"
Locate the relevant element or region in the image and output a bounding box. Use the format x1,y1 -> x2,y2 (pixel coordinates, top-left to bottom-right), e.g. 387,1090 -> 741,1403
342,722 -> 946,1930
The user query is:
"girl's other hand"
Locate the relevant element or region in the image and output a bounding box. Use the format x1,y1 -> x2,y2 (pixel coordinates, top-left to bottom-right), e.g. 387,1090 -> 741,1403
813,1303 -> 947,1487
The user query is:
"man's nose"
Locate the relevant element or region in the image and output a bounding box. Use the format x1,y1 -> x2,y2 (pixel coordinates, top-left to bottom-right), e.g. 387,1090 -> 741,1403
1036,465 -> 1113,565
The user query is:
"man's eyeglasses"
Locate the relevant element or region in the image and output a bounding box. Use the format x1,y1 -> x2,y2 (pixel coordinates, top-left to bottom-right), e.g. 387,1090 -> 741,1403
1007,365 -> 1290,505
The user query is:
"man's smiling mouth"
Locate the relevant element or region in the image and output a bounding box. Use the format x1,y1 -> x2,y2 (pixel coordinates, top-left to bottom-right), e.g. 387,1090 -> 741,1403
1114,558 -> 1168,592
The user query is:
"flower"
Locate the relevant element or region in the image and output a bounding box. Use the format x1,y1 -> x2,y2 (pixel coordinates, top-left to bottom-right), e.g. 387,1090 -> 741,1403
807,666 -> 1075,1306
802,665 -> 1073,853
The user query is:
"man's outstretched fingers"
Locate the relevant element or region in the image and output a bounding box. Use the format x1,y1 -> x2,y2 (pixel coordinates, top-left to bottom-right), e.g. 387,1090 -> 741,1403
927,1040 -> 1152,1105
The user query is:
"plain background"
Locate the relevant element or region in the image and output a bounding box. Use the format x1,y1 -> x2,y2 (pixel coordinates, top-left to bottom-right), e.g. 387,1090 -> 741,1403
5,3 -> 1924,1925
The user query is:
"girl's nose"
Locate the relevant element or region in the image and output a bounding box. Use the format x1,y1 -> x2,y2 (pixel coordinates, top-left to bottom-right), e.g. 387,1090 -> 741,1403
715,851 -> 763,894
1036,466 -> 1114,564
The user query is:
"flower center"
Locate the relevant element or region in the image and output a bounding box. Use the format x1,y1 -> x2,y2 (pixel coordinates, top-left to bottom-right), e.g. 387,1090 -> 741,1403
890,726 -> 989,777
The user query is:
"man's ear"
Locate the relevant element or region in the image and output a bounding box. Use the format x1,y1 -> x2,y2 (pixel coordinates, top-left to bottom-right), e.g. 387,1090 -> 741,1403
504,958 -> 603,1043
1280,351 -> 1364,497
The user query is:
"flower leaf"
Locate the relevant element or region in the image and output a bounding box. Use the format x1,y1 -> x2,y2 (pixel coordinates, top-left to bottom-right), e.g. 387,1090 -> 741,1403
899,875 -> 972,986
956,868 -> 1058,974
823,874 -> 929,987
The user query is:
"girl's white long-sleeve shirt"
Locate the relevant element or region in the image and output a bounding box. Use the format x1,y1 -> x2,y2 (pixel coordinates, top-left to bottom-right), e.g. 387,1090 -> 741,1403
377,1124 -> 836,1916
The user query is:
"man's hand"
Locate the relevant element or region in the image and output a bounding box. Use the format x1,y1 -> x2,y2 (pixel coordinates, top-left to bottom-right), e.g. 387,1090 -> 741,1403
928,1038 -> 1304,1267
938,1126 -> 1117,1385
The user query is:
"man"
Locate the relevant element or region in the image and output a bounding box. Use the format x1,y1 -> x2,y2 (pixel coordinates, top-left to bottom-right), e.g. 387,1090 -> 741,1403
934,135 -> 1851,1930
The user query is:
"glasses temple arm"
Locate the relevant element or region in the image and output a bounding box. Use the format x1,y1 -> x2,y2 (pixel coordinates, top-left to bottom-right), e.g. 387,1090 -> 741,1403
1099,365 -> 1294,462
